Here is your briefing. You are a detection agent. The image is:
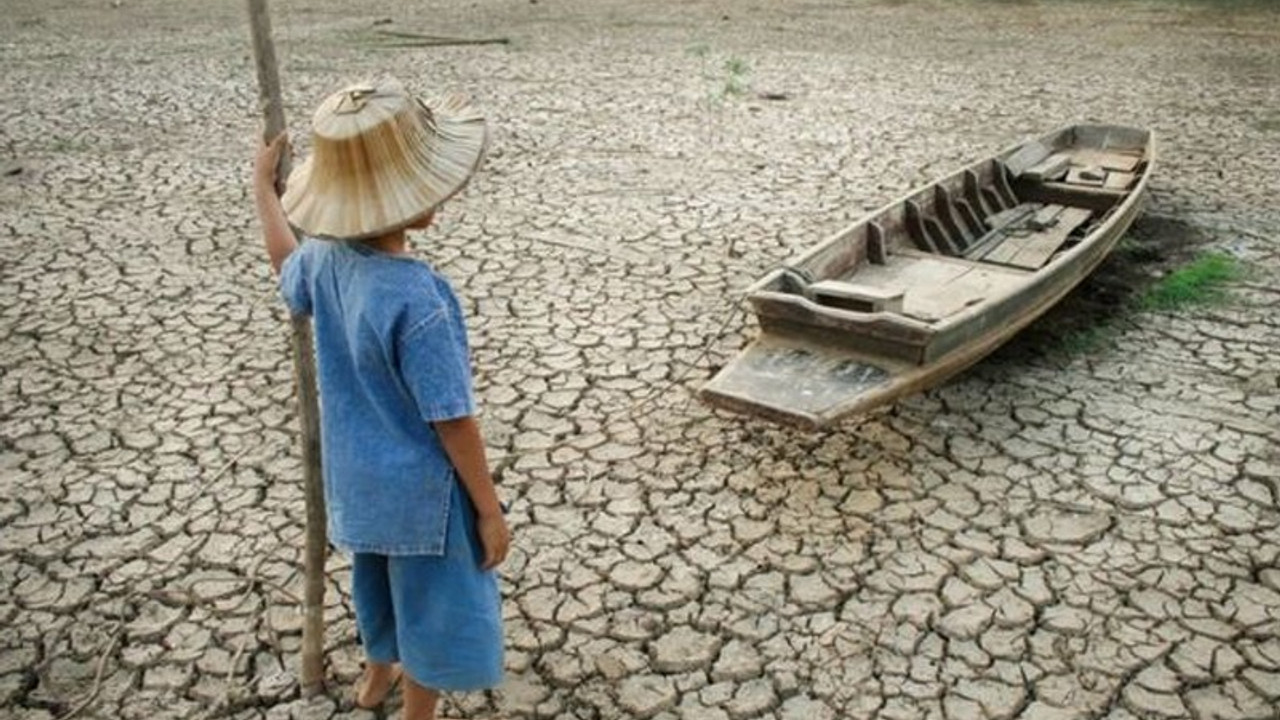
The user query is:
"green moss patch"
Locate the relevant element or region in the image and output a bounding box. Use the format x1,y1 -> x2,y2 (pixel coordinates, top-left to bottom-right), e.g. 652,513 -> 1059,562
1139,252 -> 1241,311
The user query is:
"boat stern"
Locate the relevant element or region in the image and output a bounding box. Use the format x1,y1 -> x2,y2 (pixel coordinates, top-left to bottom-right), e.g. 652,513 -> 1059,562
700,337 -> 897,429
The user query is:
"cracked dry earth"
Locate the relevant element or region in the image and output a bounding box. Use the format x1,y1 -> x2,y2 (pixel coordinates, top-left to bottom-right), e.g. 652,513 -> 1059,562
2,1 -> 1280,719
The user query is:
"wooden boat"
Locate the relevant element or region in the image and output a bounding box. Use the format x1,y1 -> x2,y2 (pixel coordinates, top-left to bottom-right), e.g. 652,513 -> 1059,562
700,123 -> 1155,429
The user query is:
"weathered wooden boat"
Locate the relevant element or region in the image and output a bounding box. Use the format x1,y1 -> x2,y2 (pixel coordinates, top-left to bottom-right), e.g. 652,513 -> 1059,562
701,123 -> 1155,429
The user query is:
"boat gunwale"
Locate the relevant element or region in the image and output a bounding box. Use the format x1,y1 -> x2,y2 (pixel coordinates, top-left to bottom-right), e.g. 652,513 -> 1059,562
702,123 -> 1157,428
743,123 -> 1154,346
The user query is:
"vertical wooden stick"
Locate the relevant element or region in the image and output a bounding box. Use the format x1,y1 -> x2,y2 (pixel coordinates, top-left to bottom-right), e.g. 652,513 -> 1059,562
246,0 -> 328,697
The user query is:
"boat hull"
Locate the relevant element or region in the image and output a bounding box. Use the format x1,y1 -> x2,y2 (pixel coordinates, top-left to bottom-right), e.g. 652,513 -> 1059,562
701,124 -> 1155,428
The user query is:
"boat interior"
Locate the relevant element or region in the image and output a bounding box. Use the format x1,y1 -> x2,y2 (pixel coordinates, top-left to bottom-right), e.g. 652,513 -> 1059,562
758,125 -> 1152,327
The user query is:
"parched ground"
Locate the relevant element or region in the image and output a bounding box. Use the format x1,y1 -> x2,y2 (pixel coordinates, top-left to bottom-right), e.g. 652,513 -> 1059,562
2,1 -> 1279,719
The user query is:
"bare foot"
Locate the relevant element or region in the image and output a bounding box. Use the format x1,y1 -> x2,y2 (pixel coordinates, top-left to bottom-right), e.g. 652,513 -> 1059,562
401,673 -> 441,720
354,662 -> 402,709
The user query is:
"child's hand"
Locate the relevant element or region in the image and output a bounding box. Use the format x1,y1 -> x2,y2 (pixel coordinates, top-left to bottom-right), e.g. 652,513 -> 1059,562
254,132 -> 288,191
477,512 -> 510,569
432,417 -> 511,569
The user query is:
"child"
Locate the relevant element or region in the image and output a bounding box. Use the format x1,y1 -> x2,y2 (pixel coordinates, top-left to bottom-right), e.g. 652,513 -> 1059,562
252,78 -> 509,720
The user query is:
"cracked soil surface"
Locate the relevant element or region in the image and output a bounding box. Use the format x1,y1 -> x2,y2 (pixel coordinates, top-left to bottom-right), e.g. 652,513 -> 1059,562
2,0 -> 1279,719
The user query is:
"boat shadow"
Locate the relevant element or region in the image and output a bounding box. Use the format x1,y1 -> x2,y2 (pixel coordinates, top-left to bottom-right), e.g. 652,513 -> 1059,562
986,212 -> 1210,365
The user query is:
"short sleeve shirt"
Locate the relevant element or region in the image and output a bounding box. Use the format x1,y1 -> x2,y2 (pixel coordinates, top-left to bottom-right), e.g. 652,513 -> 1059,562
280,239 -> 475,555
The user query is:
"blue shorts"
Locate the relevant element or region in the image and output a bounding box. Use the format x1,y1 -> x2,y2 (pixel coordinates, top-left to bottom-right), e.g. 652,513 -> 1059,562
351,481 -> 504,691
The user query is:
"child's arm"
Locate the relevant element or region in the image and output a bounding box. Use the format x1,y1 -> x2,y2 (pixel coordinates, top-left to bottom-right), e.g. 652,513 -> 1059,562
252,133 -> 298,275
434,416 -> 511,569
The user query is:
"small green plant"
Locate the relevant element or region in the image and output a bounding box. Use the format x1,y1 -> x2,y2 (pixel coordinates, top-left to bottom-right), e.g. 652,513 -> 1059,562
720,57 -> 751,99
1139,252 -> 1241,311
688,44 -> 752,106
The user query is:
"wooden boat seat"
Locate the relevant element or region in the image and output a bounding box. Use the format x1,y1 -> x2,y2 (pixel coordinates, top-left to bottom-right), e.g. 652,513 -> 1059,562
907,160 -> 1025,258
1022,152 -> 1072,182
1010,144 -> 1143,200
1014,180 -> 1127,214
1013,146 -> 1143,201
1069,148 -> 1141,172
810,280 -> 905,313
1004,141 -> 1051,176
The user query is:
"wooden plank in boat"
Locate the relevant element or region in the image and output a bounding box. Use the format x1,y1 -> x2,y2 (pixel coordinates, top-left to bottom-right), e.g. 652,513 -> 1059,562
1017,180 -> 1129,214
1104,171 -> 1136,190
1070,149 -> 1141,172
1065,166 -> 1108,186
1028,204 -> 1066,228
1022,152 -> 1071,181
850,252 -> 1030,323
982,207 -> 1092,270
984,204 -> 1039,230
810,280 -> 905,313
1004,141 -> 1053,177
966,203 -> 1040,258
892,249 -> 1030,276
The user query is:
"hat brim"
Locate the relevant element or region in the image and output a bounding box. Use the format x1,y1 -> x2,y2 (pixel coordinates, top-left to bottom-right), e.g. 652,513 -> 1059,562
282,92 -> 488,241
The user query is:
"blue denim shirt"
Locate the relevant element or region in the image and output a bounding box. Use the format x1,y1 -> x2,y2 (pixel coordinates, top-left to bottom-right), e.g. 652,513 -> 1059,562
279,239 -> 474,556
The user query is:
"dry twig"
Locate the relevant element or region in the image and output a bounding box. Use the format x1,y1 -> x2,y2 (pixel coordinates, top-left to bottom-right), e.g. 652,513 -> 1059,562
54,625 -> 124,720
370,29 -> 509,47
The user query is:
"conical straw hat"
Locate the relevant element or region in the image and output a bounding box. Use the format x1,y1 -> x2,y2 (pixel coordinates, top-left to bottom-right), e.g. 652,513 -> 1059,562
282,78 -> 488,240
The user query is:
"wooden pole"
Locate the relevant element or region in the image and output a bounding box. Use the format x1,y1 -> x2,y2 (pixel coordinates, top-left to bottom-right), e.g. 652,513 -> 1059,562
246,0 -> 328,697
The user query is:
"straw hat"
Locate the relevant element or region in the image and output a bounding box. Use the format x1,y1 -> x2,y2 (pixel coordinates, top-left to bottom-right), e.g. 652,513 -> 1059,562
282,78 -> 488,240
